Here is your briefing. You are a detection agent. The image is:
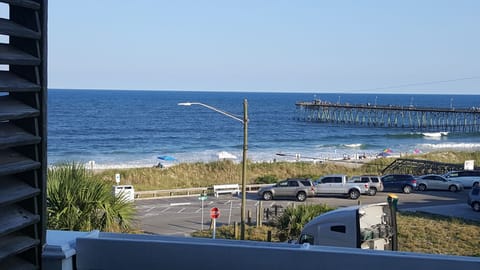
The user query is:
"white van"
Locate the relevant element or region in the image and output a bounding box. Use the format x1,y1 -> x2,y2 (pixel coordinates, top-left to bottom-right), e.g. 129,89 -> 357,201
444,170 -> 480,188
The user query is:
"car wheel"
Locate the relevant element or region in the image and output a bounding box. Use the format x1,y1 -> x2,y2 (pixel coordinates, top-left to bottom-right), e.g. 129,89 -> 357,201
448,185 -> 458,192
418,184 -> 427,191
473,182 -> 479,188
262,191 -> 273,201
368,188 -> 377,196
472,202 -> 480,212
349,189 -> 360,200
296,191 -> 307,202
403,185 -> 413,194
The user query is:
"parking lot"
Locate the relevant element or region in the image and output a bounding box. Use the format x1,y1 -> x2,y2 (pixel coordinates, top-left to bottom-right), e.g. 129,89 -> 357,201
135,189 -> 479,236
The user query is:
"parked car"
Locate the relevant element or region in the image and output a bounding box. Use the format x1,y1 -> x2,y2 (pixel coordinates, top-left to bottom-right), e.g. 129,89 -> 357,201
417,174 -> 463,192
313,174 -> 368,200
348,175 -> 383,196
257,178 -> 315,202
443,170 -> 480,188
467,186 -> 480,212
380,174 -> 417,194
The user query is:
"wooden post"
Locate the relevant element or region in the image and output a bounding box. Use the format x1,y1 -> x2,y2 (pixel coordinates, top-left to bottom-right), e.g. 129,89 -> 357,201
234,222 -> 239,240
247,210 -> 251,225
267,231 -> 272,242
256,201 -> 263,227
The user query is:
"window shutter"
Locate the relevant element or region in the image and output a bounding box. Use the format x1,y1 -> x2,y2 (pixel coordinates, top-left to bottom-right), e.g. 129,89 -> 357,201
0,0 -> 46,269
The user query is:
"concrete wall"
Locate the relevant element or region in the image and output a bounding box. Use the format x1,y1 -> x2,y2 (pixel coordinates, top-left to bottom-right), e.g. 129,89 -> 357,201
75,233 -> 480,270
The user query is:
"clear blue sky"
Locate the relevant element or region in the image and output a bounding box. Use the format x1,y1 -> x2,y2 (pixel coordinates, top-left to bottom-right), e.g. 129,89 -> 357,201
48,0 -> 480,94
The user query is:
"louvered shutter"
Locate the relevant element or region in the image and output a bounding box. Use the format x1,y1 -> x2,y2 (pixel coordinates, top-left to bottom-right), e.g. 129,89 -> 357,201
0,0 -> 47,269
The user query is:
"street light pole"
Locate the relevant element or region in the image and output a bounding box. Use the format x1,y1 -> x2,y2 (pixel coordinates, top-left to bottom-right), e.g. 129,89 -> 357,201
178,100 -> 249,240
241,99 -> 248,240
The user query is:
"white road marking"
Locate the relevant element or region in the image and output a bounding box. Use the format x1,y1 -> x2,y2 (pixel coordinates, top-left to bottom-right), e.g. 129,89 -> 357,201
170,202 -> 191,206
161,207 -> 170,213
178,208 -> 186,213
145,206 -> 156,212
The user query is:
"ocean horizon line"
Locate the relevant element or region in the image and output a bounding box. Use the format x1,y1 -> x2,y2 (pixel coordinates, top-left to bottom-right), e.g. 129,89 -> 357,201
47,88 -> 480,96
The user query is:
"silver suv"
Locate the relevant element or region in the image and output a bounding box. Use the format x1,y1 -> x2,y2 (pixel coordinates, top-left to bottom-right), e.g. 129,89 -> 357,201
348,175 -> 383,196
258,178 -> 315,202
467,187 -> 480,212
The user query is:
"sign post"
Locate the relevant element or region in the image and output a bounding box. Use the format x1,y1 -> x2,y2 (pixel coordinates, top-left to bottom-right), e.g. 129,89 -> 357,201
465,160 -> 475,170
115,173 -> 120,184
198,193 -> 207,230
210,207 -> 220,239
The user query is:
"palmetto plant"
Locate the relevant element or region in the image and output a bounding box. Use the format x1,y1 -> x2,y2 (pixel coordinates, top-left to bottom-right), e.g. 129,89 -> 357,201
275,204 -> 334,241
47,162 -> 135,232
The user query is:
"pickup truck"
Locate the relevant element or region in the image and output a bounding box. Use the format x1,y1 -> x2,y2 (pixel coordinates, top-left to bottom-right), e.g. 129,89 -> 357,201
313,174 -> 369,200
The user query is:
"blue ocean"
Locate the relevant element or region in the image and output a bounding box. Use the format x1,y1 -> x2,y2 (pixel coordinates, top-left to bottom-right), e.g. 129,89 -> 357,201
48,90 -> 480,169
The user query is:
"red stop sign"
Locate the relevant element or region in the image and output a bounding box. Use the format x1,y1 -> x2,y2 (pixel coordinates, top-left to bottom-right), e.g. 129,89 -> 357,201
210,207 -> 220,219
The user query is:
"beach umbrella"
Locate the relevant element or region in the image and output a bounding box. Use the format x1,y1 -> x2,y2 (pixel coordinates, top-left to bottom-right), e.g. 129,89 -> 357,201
383,148 -> 393,154
377,152 -> 391,157
157,155 -> 177,161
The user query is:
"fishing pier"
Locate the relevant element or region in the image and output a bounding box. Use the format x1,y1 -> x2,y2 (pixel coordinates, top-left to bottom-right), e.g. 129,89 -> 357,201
296,99 -> 480,133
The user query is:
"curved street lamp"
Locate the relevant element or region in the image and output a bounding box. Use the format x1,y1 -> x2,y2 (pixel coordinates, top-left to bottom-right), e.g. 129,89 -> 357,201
178,100 -> 248,240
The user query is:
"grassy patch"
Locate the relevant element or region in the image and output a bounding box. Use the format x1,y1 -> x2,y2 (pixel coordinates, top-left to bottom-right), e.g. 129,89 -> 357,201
94,151 -> 480,191
191,212 -> 480,257
191,224 -> 280,242
397,212 -> 480,256
95,160 -> 362,190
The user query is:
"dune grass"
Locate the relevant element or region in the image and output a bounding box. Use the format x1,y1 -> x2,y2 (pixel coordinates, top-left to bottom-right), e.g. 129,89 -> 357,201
95,151 -> 480,191
96,160 -> 366,190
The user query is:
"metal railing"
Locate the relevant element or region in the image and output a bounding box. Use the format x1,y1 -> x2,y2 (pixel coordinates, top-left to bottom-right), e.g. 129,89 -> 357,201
134,184 -> 271,200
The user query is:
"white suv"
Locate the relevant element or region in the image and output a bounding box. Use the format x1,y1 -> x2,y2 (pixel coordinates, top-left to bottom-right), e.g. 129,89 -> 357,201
444,170 -> 480,188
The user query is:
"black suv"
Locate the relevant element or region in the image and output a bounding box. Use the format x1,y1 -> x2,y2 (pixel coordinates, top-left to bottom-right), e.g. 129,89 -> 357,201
381,174 -> 417,194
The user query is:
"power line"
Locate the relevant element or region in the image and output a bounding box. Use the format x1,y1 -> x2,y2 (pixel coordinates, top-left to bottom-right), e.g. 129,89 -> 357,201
348,76 -> 480,92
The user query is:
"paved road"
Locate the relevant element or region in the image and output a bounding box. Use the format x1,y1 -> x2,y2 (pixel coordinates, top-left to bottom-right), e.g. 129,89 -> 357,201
135,190 -> 479,236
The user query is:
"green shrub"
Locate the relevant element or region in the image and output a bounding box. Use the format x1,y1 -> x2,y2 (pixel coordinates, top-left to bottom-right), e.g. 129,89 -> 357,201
47,162 -> 135,232
254,175 -> 278,184
191,224 -> 279,242
274,204 -> 335,241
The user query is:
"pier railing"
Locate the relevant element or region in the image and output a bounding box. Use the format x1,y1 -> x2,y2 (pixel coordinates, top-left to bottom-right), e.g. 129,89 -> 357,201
296,100 -> 480,133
